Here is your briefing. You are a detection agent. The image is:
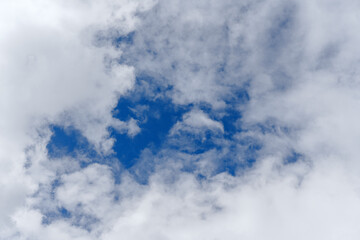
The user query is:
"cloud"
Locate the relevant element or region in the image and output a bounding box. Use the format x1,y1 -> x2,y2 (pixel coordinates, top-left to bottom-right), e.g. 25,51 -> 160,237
170,109 -> 224,135
0,0 -> 155,237
2,0 -> 360,239
112,118 -> 141,138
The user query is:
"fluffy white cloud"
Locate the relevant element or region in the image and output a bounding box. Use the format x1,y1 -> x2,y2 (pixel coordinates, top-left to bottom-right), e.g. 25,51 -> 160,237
170,109 -> 224,135
0,0 -> 154,237
99,160 -> 360,240
2,0 -> 360,239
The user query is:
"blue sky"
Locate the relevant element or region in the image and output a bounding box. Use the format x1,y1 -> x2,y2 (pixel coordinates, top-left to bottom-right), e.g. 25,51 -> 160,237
46,80 -> 256,183
2,0 -> 360,239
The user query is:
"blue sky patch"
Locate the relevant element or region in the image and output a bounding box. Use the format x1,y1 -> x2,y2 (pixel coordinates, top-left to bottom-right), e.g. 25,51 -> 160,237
46,126 -> 94,159
285,151 -> 303,164
111,95 -> 188,169
46,86 -> 258,180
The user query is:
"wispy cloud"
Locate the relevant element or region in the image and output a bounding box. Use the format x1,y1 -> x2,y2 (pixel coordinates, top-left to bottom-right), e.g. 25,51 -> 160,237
2,0 -> 360,239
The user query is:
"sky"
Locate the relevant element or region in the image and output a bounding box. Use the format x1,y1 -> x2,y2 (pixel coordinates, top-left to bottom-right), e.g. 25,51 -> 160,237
1,0 -> 360,239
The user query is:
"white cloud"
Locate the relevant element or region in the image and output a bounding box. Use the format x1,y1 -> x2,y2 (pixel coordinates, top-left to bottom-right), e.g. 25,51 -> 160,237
112,117 -> 141,138
56,164 -> 115,218
3,0 -> 360,239
170,109 -> 224,135
0,0 -> 155,237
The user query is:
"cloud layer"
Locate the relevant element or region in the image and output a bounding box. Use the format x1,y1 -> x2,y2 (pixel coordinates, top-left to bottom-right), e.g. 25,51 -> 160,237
2,0 -> 360,239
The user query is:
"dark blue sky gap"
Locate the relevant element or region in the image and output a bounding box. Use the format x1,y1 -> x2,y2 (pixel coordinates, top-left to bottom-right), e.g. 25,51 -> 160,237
46,125 -> 94,159
110,95 -> 189,169
285,150 -> 303,164
46,84 -> 259,179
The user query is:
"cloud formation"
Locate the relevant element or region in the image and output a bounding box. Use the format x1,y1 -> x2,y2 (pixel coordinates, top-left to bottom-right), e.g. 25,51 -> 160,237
2,0 -> 360,239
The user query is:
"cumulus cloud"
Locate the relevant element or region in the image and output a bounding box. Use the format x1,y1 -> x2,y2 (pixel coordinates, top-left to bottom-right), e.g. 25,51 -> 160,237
2,0 -> 360,239
170,109 -> 224,135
